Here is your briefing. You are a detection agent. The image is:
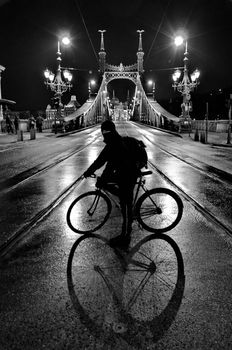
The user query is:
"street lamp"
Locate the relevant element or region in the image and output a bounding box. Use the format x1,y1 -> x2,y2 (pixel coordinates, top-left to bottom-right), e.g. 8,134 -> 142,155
172,35 -> 200,127
147,80 -> 155,100
44,36 -> 72,133
88,79 -> 96,100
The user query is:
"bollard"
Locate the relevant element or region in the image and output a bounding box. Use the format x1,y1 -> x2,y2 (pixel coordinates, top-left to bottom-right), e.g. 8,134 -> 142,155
227,125 -> 231,145
17,130 -> 23,141
194,128 -> 199,141
30,128 -> 36,140
200,131 -> 205,144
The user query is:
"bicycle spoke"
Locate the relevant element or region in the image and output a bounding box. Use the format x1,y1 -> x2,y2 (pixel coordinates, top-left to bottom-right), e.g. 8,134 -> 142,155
154,273 -> 177,291
137,250 -> 154,263
128,258 -> 151,270
140,208 -> 161,217
125,271 -> 153,313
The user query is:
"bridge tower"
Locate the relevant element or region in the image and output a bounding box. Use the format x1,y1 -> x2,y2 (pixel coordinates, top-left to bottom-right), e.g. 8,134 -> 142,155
98,30 -> 106,75
137,30 -> 144,75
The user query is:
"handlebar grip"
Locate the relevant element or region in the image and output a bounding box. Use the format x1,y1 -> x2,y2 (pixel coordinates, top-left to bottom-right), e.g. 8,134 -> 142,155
140,170 -> 153,176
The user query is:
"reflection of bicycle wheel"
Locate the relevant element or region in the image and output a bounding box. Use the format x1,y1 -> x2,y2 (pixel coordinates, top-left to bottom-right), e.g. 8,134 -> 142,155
136,188 -> 183,233
121,234 -> 185,346
66,191 -> 112,234
67,234 -> 125,338
67,233 -> 185,347
124,233 -> 184,320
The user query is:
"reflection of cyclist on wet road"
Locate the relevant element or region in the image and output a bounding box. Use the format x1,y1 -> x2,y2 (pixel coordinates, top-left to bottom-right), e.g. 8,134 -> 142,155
84,120 -> 139,248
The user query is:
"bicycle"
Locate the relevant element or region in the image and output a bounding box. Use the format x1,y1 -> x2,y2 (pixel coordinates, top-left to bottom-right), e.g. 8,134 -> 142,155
66,169 -> 183,235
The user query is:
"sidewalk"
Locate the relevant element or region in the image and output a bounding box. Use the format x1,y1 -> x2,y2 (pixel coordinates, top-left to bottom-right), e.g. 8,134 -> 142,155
0,129 -> 54,146
0,128 -> 232,148
181,130 -> 232,147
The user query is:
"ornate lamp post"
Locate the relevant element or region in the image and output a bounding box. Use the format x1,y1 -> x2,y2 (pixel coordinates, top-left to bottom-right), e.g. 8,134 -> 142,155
88,79 -> 96,100
147,80 -> 155,100
44,36 -> 72,133
172,35 -> 200,131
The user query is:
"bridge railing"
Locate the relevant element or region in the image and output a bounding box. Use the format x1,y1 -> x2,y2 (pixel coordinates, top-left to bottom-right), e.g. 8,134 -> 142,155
63,78 -> 108,130
131,76 -> 180,132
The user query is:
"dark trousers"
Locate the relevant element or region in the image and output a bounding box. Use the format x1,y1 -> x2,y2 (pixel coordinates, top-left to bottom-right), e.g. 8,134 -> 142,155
103,177 -> 137,236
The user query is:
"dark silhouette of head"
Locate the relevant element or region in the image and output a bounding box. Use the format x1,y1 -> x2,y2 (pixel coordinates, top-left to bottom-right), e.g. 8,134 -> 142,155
101,120 -> 118,144
101,120 -> 116,133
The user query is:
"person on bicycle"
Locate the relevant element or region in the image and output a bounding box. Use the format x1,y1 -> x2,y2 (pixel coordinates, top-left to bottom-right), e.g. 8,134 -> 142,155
83,120 -> 139,248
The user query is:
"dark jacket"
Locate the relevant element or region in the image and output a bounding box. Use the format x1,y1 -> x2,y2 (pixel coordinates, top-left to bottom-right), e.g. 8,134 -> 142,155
86,132 -> 138,184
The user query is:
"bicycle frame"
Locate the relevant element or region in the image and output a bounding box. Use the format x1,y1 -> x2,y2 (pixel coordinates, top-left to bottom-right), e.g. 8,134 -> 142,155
67,170 -> 183,234
99,170 -> 153,212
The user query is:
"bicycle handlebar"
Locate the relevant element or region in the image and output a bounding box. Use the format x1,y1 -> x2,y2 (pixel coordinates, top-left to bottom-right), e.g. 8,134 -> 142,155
82,173 -> 97,179
83,171 -> 152,180
140,170 -> 153,176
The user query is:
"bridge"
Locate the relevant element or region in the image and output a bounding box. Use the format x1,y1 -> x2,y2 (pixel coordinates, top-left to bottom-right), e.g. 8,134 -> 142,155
64,30 -> 180,132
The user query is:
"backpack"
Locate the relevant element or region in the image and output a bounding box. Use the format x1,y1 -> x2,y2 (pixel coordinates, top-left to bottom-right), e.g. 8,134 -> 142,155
122,136 -> 148,170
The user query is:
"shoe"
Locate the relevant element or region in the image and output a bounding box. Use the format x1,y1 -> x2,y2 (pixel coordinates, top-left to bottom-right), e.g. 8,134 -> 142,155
109,235 -> 131,250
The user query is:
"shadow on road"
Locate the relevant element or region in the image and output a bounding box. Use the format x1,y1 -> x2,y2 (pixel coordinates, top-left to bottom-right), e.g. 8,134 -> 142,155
67,233 -> 185,348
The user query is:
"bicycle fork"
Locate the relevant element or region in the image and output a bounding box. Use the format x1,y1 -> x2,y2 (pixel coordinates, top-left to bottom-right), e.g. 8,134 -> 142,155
87,193 -> 101,216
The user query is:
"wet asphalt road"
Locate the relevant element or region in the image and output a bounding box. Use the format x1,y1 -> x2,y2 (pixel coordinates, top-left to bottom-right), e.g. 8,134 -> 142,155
0,121 -> 232,349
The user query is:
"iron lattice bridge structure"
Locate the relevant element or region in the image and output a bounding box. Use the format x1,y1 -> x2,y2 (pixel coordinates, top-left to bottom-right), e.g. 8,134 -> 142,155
64,29 -> 179,131
64,69 -> 179,131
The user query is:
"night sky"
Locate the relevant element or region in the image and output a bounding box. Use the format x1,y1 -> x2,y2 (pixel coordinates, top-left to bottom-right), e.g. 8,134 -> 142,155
0,0 -> 232,111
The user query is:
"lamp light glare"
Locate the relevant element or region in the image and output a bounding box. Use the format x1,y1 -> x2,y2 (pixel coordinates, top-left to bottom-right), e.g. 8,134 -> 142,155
62,37 -> 70,46
194,69 -> 200,79
173,69 -> 181,80
63,69 -> 70,79
44,68 -> 50,79
174,35 -> 184,47
67,74 -> 72,82
49,72 -> 55,82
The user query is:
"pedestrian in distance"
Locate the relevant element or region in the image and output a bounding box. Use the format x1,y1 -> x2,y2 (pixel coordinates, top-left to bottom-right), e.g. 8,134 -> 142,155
5,114 -> 14,134
36,116 -> 43,132
84,120 -> 148,249
28,115 -> 36,130
14,115 -> 19,134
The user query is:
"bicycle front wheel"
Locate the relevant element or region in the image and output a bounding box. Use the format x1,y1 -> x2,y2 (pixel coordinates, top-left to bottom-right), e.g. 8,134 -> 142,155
136,188 -> 183,233
66,190 -> 112,234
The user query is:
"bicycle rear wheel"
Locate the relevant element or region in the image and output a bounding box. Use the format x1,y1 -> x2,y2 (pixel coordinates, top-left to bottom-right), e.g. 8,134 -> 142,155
136,188 -> 183,233
66,190 -> 112,234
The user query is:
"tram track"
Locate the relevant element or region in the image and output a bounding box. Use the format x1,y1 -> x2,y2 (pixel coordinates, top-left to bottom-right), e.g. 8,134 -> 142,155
125,122 -> 232,237
148,160 -> 232,237
0,173 -> 84,260
0,123 -> 231,260
129,122 -> 232,185
0,134 -> 101,195
143,134 -> 232,185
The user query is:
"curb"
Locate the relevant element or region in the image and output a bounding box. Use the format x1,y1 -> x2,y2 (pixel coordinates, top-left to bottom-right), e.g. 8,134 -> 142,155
0,124 -> 99,146
131,121 -> 182,138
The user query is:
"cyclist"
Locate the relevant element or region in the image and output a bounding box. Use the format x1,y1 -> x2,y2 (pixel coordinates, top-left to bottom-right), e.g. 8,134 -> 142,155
84,120 -> 139,248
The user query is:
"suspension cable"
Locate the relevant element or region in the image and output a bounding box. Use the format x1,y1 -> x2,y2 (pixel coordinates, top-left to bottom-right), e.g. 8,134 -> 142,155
145,0 -> 173,64
74,0 -> 99,64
